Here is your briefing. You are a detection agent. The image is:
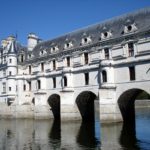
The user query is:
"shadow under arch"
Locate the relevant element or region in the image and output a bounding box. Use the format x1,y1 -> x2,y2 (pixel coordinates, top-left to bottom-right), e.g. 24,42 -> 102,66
118,88 -> 150,125
76,91 -> 98,122
48,94 -> 60,120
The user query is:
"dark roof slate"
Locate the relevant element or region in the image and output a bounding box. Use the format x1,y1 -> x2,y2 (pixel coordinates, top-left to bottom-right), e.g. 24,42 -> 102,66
29,7 -> 150,59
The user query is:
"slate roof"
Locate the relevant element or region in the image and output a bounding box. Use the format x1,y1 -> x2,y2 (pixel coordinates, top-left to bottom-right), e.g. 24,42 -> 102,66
24,7 -> 150,61
8,41 -> 17,54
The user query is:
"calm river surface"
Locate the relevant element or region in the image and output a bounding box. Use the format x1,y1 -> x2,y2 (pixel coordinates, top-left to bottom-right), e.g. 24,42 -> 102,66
0,107 -> 149,150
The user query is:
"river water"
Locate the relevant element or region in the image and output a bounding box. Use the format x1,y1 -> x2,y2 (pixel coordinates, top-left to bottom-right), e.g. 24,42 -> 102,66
0,107 -> 149,150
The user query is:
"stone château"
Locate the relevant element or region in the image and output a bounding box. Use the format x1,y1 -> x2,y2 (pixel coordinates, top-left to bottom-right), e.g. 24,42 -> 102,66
0,7 -> 150,123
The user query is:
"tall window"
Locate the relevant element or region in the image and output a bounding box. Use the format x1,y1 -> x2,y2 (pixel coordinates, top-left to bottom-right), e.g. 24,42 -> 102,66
53,60 -> 56,70
9,71 -> 12,76
104,48 -> 109,59
128,43 -> 134,57
67,57 -> 70,67
37,80 -> 41,90
29,81 -> 31,91
9,59 -> 12,63
41,62 -> 44,72
129,66 -> 135,81
3,56 -> 6,64
85,72 -> 89,85
21,55 -> 24,62
102,70 -> 107,82
9,87 -> 11,91
2,82 -> 6,93
63,76 -> 67,87
53,77 -> 56,88
3,70 -> 6,77
84,53 -> 89,64
29,65 -> 32,74
23,84 -> 26,91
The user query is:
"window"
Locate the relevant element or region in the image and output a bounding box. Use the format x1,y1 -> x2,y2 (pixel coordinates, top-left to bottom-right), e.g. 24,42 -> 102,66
129,66 -> 135,81
9,71 -> 12,76
127,25 -> 132,31
63,76 -> 67,87
65,42 -> 73,49
41,62 -> 44,72
21,55 -> 24,62
102,70 -> 107,82
29,65 -> 32,74
85,72 -> 89,85
29,81 -> 31,91
23,84 -> 26,91
28,54 -> 32,59
66,43 -> 70,48
9,59 -> 12,63
3,70 -> 6,77
81,36 -> 91,45
84,38 -> 88,43
67,57 -> 70,67
104,32 -> 108,38
4,56 -> 6,63
9,87 -> 11,91
53,77 -> 56,88
128,43 -> 134,57
84,53 -> 88,64
53,60 -> 56,70
104,48 -> 109,59
2,83 -> 6,93
37,80 -> 41,90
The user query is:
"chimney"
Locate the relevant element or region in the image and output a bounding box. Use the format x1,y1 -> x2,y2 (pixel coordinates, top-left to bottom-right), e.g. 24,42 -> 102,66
27,33 -> 39,51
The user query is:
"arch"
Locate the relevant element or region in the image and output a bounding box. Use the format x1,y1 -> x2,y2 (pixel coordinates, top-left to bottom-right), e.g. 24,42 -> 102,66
118,88 -> 150,125
76,91 -> 97,121
48,94 -> 60,120
102,70 -> 107,82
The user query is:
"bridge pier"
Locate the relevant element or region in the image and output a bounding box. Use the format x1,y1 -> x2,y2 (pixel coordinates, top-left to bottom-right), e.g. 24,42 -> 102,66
99,88 -> 123,123
60,91 -> 81,121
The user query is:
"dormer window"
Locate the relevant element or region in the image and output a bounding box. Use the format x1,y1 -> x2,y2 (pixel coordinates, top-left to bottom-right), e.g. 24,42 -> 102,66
40,49 -> 47,56
81,36 -> 92,45
101,31 -> 112,40
104,32 -> 108,38
127,25 -> 132,31
51,46 -> 59,53
28,54 -> 33,59
84,38 -> 87,43
124,23 -> 137,34
64,42 -> 73,49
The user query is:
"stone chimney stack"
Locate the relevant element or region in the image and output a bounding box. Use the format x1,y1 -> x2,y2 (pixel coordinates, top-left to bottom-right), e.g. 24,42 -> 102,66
27,33 -> 39,51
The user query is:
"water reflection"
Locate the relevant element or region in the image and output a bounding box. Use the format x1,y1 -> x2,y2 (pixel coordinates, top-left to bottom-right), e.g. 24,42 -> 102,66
0,107 -> 149,150
77,121 -> 100,149
49,120 -> 61,149
119,123 -> 141,150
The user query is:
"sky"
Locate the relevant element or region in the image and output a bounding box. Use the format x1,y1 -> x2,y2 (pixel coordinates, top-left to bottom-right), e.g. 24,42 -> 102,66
0,0 -> 150,45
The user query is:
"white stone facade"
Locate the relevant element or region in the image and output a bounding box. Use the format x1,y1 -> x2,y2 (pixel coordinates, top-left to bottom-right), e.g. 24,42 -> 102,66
0,8 -> 150,123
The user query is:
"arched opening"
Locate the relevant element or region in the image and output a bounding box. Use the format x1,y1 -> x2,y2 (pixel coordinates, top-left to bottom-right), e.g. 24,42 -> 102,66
48,94 -> 60,120
76,91 -> 97,121
102,70 -> 107,83
118,89 -> 150,125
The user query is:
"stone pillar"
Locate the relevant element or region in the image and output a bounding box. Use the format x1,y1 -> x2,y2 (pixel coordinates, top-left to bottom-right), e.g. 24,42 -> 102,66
60,91 -> 81,121
99,88 -> 123,123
